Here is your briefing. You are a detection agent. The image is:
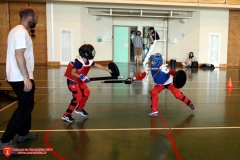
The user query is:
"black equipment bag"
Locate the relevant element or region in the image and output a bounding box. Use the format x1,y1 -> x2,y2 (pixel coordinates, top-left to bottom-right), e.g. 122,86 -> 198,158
191,61 -> 198,68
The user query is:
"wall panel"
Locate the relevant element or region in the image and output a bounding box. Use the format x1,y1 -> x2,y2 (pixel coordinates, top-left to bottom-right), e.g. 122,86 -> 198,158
199,0 -> 225,4
0,2 -> 47,65
171,0 -> 197,2
226,0 -> 240,5
227,10 -> 240,67
9,2 -> 28,29
0,2 -> 9,64
29,3 -> 47,65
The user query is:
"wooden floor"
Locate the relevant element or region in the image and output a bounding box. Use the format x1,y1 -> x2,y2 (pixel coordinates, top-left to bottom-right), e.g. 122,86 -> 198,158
1,63 -> 240,160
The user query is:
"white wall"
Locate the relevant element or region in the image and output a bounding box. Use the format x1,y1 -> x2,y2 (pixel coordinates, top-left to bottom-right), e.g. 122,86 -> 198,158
80,7 -> 113,61
46,3 -> 229,67
199,9 -> 229,66
168,12 -> 200,63
47,3 -> 81,64
113,17 -> 164,30
47,3 -> 112,64
168,9 -> 229,67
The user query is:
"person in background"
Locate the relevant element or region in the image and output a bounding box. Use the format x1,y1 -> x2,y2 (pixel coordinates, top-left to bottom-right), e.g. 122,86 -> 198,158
148,27 -> 160,45
0,6 -> 39,155
182,52 -> 197,67
132,31 -> 144,64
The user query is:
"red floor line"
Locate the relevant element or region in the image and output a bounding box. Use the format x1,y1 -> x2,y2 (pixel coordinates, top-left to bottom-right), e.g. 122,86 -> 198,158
44,121 -> 68,160
42,103 -> 240,159
43,104 -> 143,159
158,111 -> 182,160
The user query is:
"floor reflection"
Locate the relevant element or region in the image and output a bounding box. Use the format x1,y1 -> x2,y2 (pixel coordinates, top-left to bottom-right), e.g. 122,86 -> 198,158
63,117 -> 90,159
148,114 -> 195,159
1,64 -> 240,159
183,68 -> 198,80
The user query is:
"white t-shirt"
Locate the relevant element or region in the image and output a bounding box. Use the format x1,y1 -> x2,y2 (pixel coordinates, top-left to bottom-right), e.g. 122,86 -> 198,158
6,25 -> 34,81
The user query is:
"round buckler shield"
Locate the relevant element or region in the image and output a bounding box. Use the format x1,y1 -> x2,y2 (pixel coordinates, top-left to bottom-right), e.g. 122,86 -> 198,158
108,62 -> 120,77
173,70 -> 187,88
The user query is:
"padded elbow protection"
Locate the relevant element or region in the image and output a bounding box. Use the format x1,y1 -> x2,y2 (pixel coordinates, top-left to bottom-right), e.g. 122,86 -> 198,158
135,72 -> 147,80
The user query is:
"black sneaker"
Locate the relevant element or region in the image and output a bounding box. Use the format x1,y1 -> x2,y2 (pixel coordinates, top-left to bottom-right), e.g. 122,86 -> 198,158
0,140 -> 20,156
80,109 -> 88,116
189,104 -> 196,111
16,132 -> 38,143
62,114 -> 75,122
75,109 -> 88,116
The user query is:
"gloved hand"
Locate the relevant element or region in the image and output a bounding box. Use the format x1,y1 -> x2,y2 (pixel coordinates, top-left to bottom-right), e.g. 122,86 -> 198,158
125,77 -> 134,84
79,74 -> 91,83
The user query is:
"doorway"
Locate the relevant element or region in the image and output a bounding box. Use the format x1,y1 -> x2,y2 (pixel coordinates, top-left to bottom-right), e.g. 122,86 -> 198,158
130,27 -> 137,63
114,26 -> 149,63
142,26 -> 151,61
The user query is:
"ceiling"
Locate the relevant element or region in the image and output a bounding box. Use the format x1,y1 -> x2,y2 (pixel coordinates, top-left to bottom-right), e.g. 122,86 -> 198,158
5,0 -> 240,19
87,7 -> 193,19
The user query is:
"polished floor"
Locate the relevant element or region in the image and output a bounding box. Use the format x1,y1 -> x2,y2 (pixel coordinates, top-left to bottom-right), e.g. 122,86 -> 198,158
0,63 -> 240,160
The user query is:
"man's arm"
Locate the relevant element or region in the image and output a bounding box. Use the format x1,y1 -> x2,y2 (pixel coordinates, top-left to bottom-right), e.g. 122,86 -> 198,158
148,32 -> 154,43
15,48 -> 32,92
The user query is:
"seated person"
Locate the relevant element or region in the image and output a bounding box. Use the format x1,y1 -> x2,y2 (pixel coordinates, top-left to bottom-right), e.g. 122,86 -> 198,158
182,52 -> 197,67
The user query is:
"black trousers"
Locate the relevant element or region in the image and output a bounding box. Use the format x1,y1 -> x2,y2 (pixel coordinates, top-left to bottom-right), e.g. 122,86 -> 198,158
1,80 -> 35,143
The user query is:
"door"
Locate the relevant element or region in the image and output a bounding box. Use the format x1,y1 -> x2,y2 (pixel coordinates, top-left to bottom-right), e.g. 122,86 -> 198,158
113,26 -> 129,63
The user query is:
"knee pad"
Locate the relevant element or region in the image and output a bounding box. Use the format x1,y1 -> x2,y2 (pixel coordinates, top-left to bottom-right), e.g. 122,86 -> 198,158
74,95 -> 82,103
150,90 -> 159,97
82,88 -> 90,97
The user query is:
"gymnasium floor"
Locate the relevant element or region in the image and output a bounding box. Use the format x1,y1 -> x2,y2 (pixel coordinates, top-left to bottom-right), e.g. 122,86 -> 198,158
0,63 -> 240,160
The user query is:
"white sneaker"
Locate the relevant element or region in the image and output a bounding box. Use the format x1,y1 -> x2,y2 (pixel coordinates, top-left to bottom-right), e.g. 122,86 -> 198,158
148,110 -> 158,116
62,114 -> 75,122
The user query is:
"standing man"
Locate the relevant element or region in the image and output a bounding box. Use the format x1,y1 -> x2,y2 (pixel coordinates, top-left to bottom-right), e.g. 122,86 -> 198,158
148,27 -> 160,45
132,31 -> 144,64
0,7 -> 38,154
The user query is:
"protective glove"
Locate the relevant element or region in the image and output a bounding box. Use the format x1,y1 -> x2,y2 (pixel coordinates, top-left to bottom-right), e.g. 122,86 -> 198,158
79,74 -> 91,83
125,77 -> 134,84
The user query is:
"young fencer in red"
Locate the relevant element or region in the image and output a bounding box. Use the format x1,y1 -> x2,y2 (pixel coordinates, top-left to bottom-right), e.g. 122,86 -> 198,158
125,53 -> 196,116
62,44 -> 111,122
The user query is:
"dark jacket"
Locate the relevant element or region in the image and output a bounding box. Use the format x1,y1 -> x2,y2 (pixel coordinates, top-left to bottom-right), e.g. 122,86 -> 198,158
152,31 -> 160,40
